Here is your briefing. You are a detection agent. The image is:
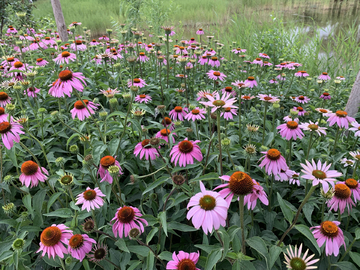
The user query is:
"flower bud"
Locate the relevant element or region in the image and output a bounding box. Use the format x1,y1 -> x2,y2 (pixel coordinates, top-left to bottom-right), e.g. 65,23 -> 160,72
108,165 -> 120,178
69,144 -> 79,154
2,202 -> 16,215
99,111 -> 108,119
38,107 -> 47,114
12,238 -> 25,251
55,157 -> 65,167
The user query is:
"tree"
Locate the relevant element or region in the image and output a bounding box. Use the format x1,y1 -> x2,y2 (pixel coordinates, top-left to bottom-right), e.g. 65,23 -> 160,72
50,0 -> 68,42
345,69 -> 360,118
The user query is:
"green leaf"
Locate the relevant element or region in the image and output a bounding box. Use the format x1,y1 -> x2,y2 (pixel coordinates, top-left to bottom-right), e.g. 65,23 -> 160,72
268,245 -> 282,269
146,251 -> 155,270
277,193 -> 293,223
159,211 -> 168,237
303,203 -> 314,226
82,259 -> 91,270
142,176 -> 169,195
127,245 -> 150,256
47,192 -> 62,212
332,261 -> 358,270
295,225 -> 321,255
146,227 -> 159,245
0,250 -> 13,262
217,229 -> 230,260
167,221 -> 197,232
43,208 -> 73,218
349,252 -> 360,268
205,249 -> 222,270
189,172 -> 220,183
128,261 -> 141,270
115,238 -> 129,253
22,194 -> 33,217
0,219 -> 17,227
355,228 -> 360,240
158,251 -> 173,262
246,236 -> 269,269
264,132 -> 274,146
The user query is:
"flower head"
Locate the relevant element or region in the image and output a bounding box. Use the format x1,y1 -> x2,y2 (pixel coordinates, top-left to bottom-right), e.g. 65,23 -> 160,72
299,121 -> 327,136
87,243 -> 108,262
70,99 -> 98,121
200,92 -> 237,113
327,183 -> 355,214
170,138 -> 203,167
327,110 -> 355,129
284,244 -> 319,270
134,139 -> 159,160
111,206 -> 148,238
259,149 -> 288,176
166,251 -> 201,270
98,156 -> 123,184
187,181 -> 228,234
68,234 -> 96,262
75,187 -> 105,212
206,70 -> 226,81
0,121 -> 24,149
20,160 -> 48,188
277,121 -> 304,140
49,70 -> 87,98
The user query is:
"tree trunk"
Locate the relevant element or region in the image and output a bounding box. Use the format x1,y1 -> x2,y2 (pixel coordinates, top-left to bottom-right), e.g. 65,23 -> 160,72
345,69 -> 360,117
51,0 -> 68,42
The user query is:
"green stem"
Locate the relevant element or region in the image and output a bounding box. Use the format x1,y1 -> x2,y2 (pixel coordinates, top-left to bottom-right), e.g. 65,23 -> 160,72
238,88 -> 242,143
262,103 -> 268,145
332,127 -> 340,155
277,185 -> 317,246
339,238 -> 356,261
116,95 -> 133,155
352,160 -> 359,178
217,110 -> 223,175
239,195 -> 246,255
59,258 -> 66,270
268,175 -> 274,211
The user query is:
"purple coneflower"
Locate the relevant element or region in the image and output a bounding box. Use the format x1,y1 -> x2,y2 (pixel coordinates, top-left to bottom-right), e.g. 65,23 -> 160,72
196,90 -> 216,101
196,28 -> 204,35
318,72 -> 331,80
315,108 -> 332,115
339,178 -> 360,203
232,48 -> 246,54
70,100 -> 98,121
75,187 -> 105,212
277,121 -> 304,140
0,107 -> 9,122
53,51 -> 76,64
166,251 -> 201,270
25,87 -> 40,97
200,92 -> 237,113
207,70 -> 226,81
259,149 -> 288,176
300,159 -> 342,193
128,78 -> 147,88
259,53 -> 270,58
185,108 -> 206,121
244,76 -> 257,88
300,121 -> 327,136
87,243 -> 108,262
98,156 -> 123,184
258,94 -> 280,103
294,106 -> 306,116
208,56 -> 220,67
0,92 -> 12,107
137,52 -> 149,62
36,58 -> 48,66
349,121 -> 360,137
327,183 -> 355,214
68,234 -> 96,262
221,86 -> 236,97
111,206 -> 148,238
340,158 -> 355,168
70,40 -> 87,51
20,160 -> 48,188
241,94 -> 255,101
252,58 -> 263,65
0,121 -> 24,149
169,106 -> 188,121
310,221 -> 345,256
198,55 -> 208,65
320,92 -> 331,100
295,95 -> 310,104
283,244 -> 319,270
221,107 -> 237,120
134,139 -> 159,160
187,181 -> 228,234
49,70 -> 87,98
155,128 -> 176,144
170,138 -> 203,167
327,110 -> 355,129
134,94 -> 152,103
295,70 -> 309,77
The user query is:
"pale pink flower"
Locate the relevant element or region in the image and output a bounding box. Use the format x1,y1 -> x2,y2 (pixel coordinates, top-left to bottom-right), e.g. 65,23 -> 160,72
128,78 -> 147,88
284,244 -> 319,270
187,181 -> 228,234
196,28 -> 204,35
295,95 -> 310,104
327,110 -> 355,129
207,70 -> 226,81
327,183 -> 355,214
0,121 -> 24,149
70,100 -> 98,121
295,70 -> 309,77
24,87 -> 40,98
53,51 -> 76,64
200,92 -> 237,113
170,138 -> 203,167
232,48 -> 246,54
258,94 -> 280,103
49,70 -> 87,98
221,107 -> 237,120
135,94 -> 152,103
111,206 -> 148,238
300,121 -> 327,136
318,72 -> 331,80
169,106 -> 189,121
244,76 -> 257,88
277,121 -> 304,140
166,251 -> 200,270
185,107 -> 206,121
75,187 -> 105,212
349,121 -> 360,137
259,149 -> 288,176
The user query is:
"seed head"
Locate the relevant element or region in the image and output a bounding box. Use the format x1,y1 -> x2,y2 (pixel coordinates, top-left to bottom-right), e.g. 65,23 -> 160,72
55,157 -> 65,167
2,202 -> 16,215
12,238 -> 25,251
108,165 -> 120,177
129,228 -> 140,239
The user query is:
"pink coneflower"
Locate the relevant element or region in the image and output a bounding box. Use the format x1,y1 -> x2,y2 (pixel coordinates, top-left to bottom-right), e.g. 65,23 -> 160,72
216,171 -> 257,205
0,107 -> 9,122
92,55 -> 102,64
244,76 -> 257,88
338,178 -> 360,203
70,100 -> 98,121
283,115 -> 299,123
275,168 -> 292,182
176,74 -> 188,79
161,117 -> 175,131
288,171 -> 301,186
340,158 -> 355,167
310,221 -> 345,256
231,80 -> 249,89
70,40 -> 87,51
196,28 -> 204,35
169,106 -> 188,121
259,53 -> 270,58
49,70 -> 87,98
244,180 -> 269,210
89,39 -> 100,46
7,26 -> 17,34
75,187 -> 105,212
262,61 -> 272,67
208,56 -> 220,67
295,70 -> 309,77
349,121 -> 360,137
187,181 -> 228,234
315,108 -> 332,115
99,88 -> 120,98
111,206 -> 148,238
320,92 -> 331,100
336,76 -> 345,80
0,92 -> 11,107
155,128 -> 177,144
327,110 -> 355,129
300,121 -> 327,136
68,234 -> 96,262
232,48 -> 246,54
28,40 -> 48,51
128,78 -> 147,88
137,52 -> 149,62
69,21 -> 82,27
259,149 -> 288,176
276,74 -> 286,81
37,224 -> 72,259
294,106 -> 306,116
269,79 -> 278,84
258,94 -> 280,103
170,138 -> 203,167
166,251 -> 201,270
197,90 -> 217,101
207,70 -> 226,81
0,121 -> 24,149
175,46 -> 188,54
200,92 -> 237,113
318,72 -> 331,80
301,159 -> 342,193
252,58 -> 263,65
53,51 -> 76,64
327,183 -> 355,214
134,139 -> 159,160
295,95 -> 310,104
134,94 -> 152,103
277,121 -> 304,140
19,160 -> 48,188
8,61 -> 32,78
241,94 -> 255,101
36,58 -> 49,66
185,107 -> 206,121
221,86 -> 237,97
284,244 -> 319,270
98,156 -> 123,184
198,55 -> 208,65
98,35 -> 109,41
221,107 -> 237,120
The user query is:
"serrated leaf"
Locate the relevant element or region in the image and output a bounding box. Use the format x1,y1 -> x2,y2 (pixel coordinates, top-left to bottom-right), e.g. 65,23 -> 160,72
159,211 -> 168,237
205,249 -> 222,270
295,225 -> 321,255
277,193 -> 294,223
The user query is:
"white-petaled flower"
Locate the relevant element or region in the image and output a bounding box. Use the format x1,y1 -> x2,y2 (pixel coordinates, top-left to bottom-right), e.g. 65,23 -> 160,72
284,244 -> 319,270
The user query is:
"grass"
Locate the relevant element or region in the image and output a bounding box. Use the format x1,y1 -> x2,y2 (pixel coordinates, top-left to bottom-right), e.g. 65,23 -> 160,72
32,0 -> 360,74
